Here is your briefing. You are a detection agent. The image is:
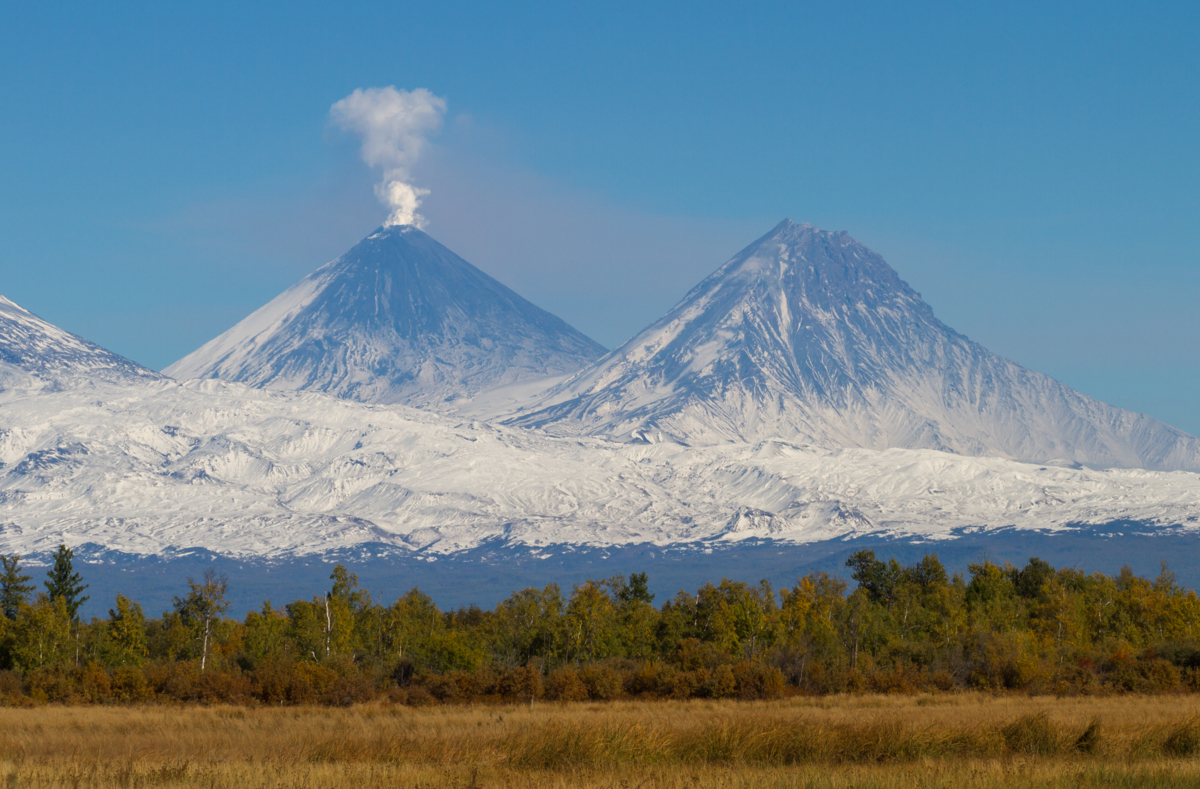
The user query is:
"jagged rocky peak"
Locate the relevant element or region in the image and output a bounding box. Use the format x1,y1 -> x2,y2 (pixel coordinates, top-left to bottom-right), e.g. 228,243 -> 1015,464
508,220 -> 1200,472
165,225 -> 606,409
0,295 -> 162,391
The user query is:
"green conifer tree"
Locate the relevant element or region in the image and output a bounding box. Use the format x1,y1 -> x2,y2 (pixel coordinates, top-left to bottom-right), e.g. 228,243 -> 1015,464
44,544 -> 89,620
1,553 -> 35,619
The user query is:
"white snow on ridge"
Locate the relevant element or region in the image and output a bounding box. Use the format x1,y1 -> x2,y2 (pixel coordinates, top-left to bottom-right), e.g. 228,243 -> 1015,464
0,296 -> 162,392
1,378 -> 1197,559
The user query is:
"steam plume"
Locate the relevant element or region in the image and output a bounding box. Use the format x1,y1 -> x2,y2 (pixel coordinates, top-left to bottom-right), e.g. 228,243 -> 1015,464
330,86 -> 447,228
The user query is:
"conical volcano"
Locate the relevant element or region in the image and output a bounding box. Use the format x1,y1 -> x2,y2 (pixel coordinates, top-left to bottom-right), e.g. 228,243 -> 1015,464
166,225 -> 606,408
509,220 -> 1200,471
0,296 -> 161,391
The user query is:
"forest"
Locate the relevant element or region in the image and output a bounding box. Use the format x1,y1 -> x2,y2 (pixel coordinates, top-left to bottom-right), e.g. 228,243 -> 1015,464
2,546 -> 1199,706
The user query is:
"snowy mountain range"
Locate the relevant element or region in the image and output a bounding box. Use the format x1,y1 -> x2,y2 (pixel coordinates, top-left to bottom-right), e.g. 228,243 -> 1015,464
165,225 -> 605,410
1,220 -> 1198,567
0,376 -> 1197,560
508,221 -> 1200,472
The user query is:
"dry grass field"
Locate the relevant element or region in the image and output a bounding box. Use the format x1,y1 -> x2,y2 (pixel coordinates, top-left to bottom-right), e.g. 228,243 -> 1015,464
4,695 -> 1200,787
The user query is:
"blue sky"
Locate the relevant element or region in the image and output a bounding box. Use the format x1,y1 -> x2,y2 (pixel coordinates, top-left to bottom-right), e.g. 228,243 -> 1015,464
1,1 -> 1198,432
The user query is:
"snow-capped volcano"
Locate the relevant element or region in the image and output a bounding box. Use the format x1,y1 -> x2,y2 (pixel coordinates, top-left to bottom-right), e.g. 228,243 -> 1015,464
165,225 -> 605,409
509,220 -> 1200,471
0,296 -> 161,391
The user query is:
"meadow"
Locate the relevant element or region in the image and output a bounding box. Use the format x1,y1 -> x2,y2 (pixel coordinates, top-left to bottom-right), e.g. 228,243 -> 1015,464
5,694 -> 1200,788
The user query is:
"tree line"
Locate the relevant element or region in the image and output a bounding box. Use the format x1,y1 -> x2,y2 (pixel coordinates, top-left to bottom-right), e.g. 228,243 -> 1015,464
2,546 -> 1200,705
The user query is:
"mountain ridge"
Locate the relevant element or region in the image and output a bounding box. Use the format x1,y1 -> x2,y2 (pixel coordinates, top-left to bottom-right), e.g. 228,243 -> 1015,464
0,295 -> 162,391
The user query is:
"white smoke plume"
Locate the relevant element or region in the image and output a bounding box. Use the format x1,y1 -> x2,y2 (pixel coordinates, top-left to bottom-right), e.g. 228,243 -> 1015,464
330,86 -> 447,229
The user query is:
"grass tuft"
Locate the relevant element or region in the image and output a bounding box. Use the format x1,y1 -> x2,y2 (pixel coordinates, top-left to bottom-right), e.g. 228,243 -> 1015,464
1074,718 -> 1103,754
1163,718 -> 1200,757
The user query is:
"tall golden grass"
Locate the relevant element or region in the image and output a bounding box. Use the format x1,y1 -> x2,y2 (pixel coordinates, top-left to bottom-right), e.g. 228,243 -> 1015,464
4,695 -> 1200,787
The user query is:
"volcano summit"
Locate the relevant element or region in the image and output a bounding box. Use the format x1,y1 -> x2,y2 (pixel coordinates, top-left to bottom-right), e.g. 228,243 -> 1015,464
166,225 -> 605,409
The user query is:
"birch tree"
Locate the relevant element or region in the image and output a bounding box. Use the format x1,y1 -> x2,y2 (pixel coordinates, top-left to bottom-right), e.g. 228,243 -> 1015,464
172,569 -> 230,672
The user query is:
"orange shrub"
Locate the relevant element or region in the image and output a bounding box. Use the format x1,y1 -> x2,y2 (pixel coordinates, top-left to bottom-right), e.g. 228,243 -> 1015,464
497,666 -> 543,702
732,661 -> 785,700
545,667 -> 588,702
579,665 -> 623,701
79,661 -> 112,703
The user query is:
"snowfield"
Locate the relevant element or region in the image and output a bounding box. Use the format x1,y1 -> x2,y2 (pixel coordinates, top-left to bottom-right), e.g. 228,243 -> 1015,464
1,377 -> 1197,559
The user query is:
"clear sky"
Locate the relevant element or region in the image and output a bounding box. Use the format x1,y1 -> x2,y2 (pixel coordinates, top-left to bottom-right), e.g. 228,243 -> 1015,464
1,1 -> 1198,433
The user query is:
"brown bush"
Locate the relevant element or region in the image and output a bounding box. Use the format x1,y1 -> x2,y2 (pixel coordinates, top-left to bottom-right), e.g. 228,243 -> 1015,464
197,670 -> 254,704
417,673 -> 454,701
79,661 -> 112,703
0,669 -> 25,700
545,667 -> 588,702
733,661 -> 785,700
810,666 -> 866,695
1106,656 -> 1181,694
699,666 -> 737,699
1052,661 -> 1100,697
321,674 -> 377,706
292,662 -> 340,700
579,665 -> 623,701
111,666 -> 150,703
471,667 -> 500,697
402,685 -> 435,706
251,658 -> 296,704
625,662 -> 665,698
26,666 -> 76,703
442,669 -> 488,699
674,639 -> 731,671
931,669 -> 957,692
867,666 -> 922,695
662,668 -> 701,699
145,661 -> 202,702
497,666 -> 543,703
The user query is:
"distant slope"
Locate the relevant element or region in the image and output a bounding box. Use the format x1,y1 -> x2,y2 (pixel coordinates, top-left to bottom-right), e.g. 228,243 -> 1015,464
165,225 -> 605,409
508,220 -> 1200,471
0,296 -> 162,391
1,378 -> 1198,559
